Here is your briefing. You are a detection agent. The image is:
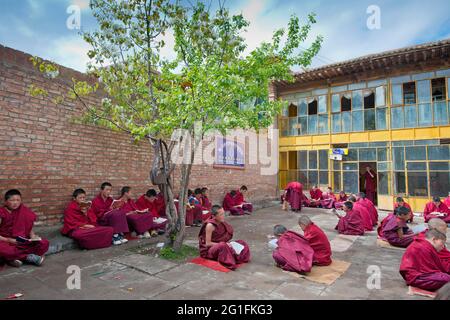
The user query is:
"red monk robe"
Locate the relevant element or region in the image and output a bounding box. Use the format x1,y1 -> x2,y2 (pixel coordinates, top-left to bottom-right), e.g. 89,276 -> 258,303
61,201 -> 114,250
201,195 -> 212,212
136,194 -> 160,217
284,182 -> 304,211
353,202 -> 373,231
417,230 -> 450,273
90,194 -> 129,234
334,192 -> 348,209
423,201 -> 450,223
444,196 -> 450,210
320,191 -> 336,209
273,231 -> 314,273
309,188 -> 323,207
235,190 -> 253,213
198,218 -> 250,270
303,223 -> 332,266
0,205 -> 49,262
377,213 -> 414,248
364,170 -> 377,203
121,199 -> 160,234
394,202 -> 413,222
335,209 -> 365,235
358,198 -> 378,226
399,237 -> 450,291
223,192 -> 245,216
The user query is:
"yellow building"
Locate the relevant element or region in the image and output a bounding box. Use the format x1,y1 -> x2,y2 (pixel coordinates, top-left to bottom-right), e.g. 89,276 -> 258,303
273,39 -> 450,212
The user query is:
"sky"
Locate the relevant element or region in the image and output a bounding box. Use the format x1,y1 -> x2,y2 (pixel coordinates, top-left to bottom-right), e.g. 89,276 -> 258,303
0,0 -> 449,72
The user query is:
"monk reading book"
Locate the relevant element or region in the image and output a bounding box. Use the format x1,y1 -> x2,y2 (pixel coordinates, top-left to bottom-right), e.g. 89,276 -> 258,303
378,206 -> 415,248
332,201 -> 365,236
90,182 -> 129,246
334,191 -> 348,209
198,205 -> 250,270
272,224 -> 314,273
235,186 -> 253,213
320,187 -> 336,209
0,189 -> 49,267
423,196 -> 450,223
399,229 -> 450,291
61,188 -> 114,250
308,185 -> 323,208
394,197 -> 413,223
299,216 -> 332,266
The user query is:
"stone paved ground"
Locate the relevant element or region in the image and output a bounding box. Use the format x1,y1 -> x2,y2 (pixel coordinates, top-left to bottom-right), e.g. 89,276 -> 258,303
0,205 -> 446,300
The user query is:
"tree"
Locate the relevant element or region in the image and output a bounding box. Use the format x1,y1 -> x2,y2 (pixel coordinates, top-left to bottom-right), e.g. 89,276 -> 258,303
30,0 -> 322,251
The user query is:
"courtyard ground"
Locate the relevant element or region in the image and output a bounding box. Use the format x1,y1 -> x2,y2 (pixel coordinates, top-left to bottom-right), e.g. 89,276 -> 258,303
0,204 -> 442,300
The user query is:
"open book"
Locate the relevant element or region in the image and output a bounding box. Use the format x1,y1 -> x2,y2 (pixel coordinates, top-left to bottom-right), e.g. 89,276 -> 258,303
202,210 -> 210,215
429,211 -> 446,217
16,236 -> 42,243
79,201 -> 92,210
268,238 -> 278,250
229,241 -> 245,255
111,199 -> 125,210
411,224 -> 428,235
153,217 -> 168,224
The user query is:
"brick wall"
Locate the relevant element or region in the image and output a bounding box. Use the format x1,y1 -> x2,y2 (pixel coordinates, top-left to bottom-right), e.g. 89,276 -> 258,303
0,45 -> 278,226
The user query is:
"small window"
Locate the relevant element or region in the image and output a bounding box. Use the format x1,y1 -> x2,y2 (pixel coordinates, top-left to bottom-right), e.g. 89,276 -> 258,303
364,90 -> 375,109
341,94 -> 352,112
403,82 -> 416,104
432,78 -> 446,101
288,103 -> 298,117
308,99 -> 318,115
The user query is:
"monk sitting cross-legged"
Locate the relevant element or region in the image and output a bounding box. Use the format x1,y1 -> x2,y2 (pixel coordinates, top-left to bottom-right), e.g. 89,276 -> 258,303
332,201 -> 365,236
309,185 -> 323,208
423,196 -> 450,223
320,187 -> 336,209
348,195 -> 373,232
198,205 -> 250,270
394,197 -> 413,223
298,215 -> 332,266
378,206 -> 415,248
61,188 -> 114,250
0,189 -> 49,267
222,189 -> 250,216
399,229 -> 450,292
334,191 -> 348,209
272,224 -> 314,273
356,192 -> 378,226
416,218 -> 450,272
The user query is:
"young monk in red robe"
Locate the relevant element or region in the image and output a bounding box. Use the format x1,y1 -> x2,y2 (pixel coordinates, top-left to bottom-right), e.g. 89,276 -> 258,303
186,189 -> 203,227
423,196 -> 450,223
356,192 -> 378,226
62,188 -> 114,250
363,166 -> 377,203
320,187 -> 336,209
136,189 -> 160,217
198,205 -> 250,270
309,185 -> 323,207
283,181 -> 304,212
272,224 -> 314,273
394,197 -> 413,223
223,189 -> 248,216
378,206 -> 414,248
333,201 -> 365,235
299,215 -> 332,266
334,191 -> 348,209
399,229 -> 450,291
348,196 -> 373,231
0,189 -> 49,267
90,182 -> 129,245
201,187 -> 212,212
119,186 -> 164,238
235,186 -> 253,213
416,218 -> 450,272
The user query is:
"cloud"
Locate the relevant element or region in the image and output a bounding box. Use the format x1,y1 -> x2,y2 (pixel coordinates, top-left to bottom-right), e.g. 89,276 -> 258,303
46,35 -> 92,72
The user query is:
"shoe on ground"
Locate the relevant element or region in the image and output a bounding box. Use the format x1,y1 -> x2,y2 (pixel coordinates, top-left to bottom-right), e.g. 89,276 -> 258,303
150,230 -> 158,237
143,231 -> 151,239
25,254 -> 44,266
119,235 -> 128,244
7,260 -> 23,268
112,235 -> 122,245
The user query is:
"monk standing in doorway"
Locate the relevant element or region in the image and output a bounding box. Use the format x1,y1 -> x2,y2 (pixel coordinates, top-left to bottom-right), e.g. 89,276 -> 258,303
363,166 -> 377,204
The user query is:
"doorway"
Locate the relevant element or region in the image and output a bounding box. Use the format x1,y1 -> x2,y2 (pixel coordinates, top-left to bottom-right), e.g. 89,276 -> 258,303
359,162 -> 377,205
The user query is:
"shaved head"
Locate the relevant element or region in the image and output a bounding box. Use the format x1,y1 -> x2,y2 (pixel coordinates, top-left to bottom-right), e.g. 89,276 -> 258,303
273,224 -> 287,236
428,218 -> 448,235
426,229 -> 447,241
298,215 -> 312,226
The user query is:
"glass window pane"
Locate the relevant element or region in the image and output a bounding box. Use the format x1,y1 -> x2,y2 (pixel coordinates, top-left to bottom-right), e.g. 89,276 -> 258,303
391,107 -> 404,129
417,80 -> 431,104
377,148 -> 387,161
428,145 -> 449,160
343,172 -> 359,194
418,103 -> 432,127
377,162 -> 391,171
332,113 -> 341,133
298,116 -> 308,135
404,105 -> 417,128
319,150 -> 328,170
403,82 -> 416,104
298,98 -> 308,116
378,172 -> 390,195
332,94 -> 340,113
394,172 -> 406,194
319,171 -> 329,186
352,110 -> 364,132
393,147 -> 405,170
352,90 -> 363,110
376,86 -> 386,107
308,170 -> 318,187
433,101 -> 448,126
391,84 -> 403,105
376,108 -> 387,130
364,109 -> 376,131
298,151 -> 308,170
298,171 -> 308,185
406,162 -> 427,170
343,163 -> 358,171
407,172 -> 428,197
280,118 -> 289,136
308,115 -> 317,135
429,162 -> 449,170
289,118 -> 298,136
318,115 -> 329,134
345,149 -> 358,161
342,112 -> 351,132
333,161 -> 341,171
405,146 -> 426,160
318,95 -> 327,114
359,148 -> 377,161
430,172 -> 450,197
308,151 -> 318,169
333,172 -> 341,192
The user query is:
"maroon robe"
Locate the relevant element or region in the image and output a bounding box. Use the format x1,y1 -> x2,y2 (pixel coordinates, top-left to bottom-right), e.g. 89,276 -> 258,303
309,189 -> 323,207
0,205 -> 49,262
121,199 -> 160,234
444,197 -> 450,210
223,193 -> 245,216
320,192 -> 336,209
235,191 -> 253,213
284,182 -> 304,211
377,213 -> 414,248
394,202 -> 413,222
90,194 -> 129,234
334,194 -> 348,209
335,209 -> 365,235
423,201 -> 450,223
61,200 -> 113,250
272,231 -> 314,273
364,171 -> 376,203
198,218 -> 250,270
303,223 -> 332,266
353,202 -> 373,231
399,237 -> 450,291
417,230 -> 450,273
201,195 -> 212,211
358,198 -> 378,225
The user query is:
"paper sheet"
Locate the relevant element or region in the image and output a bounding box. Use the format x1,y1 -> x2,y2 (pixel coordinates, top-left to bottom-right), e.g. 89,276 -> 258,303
229,241 -> 244,255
